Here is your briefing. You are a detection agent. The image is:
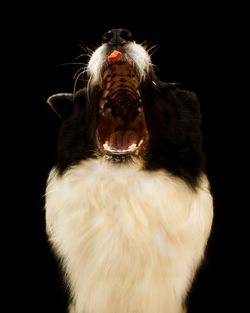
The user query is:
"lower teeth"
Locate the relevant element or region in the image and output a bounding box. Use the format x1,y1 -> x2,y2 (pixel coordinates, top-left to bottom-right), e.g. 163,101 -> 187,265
103,141 -> 138,154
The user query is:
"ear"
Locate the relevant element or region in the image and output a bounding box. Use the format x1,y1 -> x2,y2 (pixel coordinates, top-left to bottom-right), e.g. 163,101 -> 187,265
175,89 -> 202,123
47,93 -> 74,119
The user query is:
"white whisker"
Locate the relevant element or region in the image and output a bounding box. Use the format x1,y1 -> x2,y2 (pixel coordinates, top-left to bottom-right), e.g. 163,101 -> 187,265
73,66 -> 88,94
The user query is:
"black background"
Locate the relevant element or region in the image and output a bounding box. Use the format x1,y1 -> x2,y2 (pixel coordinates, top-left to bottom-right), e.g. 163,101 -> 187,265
7,4 -> 246,313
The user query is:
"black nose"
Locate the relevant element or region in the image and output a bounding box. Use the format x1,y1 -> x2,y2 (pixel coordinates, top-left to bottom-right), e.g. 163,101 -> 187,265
102,29 -> 133,46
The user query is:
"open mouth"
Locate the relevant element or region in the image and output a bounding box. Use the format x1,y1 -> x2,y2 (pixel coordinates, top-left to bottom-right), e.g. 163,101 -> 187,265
96,57 -> 148,157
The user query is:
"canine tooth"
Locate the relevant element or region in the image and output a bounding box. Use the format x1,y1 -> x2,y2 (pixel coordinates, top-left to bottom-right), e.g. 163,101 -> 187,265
128,143 -> 137,151
138,139 -> 143,146
106,75 -> 112,81
103,141 -> 110,150
105,107 -> 112,113
137,106 -> 143,113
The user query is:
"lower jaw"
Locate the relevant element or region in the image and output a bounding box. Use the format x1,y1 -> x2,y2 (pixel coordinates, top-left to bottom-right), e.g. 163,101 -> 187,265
96,130 -> 146,157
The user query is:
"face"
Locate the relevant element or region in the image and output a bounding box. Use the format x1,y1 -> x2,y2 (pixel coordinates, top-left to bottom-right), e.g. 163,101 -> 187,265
48,29 -> 205,187
87,30 -> 153,159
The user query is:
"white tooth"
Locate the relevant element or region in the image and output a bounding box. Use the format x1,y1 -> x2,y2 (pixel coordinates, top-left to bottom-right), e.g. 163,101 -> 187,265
103,89 -> 109,98
138,139 -> 143,146
103,141 -> 110,150
103,142 -> 138,153
138,106 -> 143,112
106,75 -> 112,81
128,143 -> 137,151
99,99 -> 107,109
104,69 -> 111,80
105,107 -> 112,113
106,81 -> 111,89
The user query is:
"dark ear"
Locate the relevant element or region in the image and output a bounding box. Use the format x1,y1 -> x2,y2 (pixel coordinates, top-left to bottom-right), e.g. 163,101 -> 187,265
175,89 -> 202,123
47,93 -> 74,118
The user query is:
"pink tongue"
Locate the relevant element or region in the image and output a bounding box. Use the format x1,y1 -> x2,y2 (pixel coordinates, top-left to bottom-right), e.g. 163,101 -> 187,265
109,130 -> 139,150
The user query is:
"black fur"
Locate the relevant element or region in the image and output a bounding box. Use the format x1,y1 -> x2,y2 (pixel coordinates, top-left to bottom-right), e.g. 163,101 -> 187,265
49,73 -> 205,188
140,77 -> 205,187
54,88 -> 98,172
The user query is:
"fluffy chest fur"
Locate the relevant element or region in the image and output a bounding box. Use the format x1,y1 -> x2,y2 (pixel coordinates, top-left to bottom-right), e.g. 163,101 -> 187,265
46,159 -> 213,313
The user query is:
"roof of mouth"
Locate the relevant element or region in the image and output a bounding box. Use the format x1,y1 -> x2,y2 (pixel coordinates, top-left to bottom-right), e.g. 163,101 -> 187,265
99,61 -> 142,119
96,60 -> 148,156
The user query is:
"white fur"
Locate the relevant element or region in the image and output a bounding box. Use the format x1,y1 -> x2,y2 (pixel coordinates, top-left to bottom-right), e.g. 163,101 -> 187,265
45,159 -> 213,313
87,42 -> 152,87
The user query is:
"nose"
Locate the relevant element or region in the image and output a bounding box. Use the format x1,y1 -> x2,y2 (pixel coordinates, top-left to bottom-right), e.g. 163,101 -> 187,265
102,29 -> 133,46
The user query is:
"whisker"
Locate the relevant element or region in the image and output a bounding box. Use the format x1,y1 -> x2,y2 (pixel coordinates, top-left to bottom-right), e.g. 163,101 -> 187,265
73,66 -> 88,94
152,63 -> 159,71
147,44 -> 159,56
74,53 -> 92,60
73,71 -> 84,94
73,43 -> 96,65
77,42 -> 96,56
73,66 -> 87,80
139,39 -> 151,48
57,62 -> 86,67
137,39 -> 159,57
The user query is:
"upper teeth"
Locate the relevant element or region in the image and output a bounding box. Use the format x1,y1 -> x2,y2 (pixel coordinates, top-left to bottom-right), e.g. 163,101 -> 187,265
103,89 -> 109,98
99,99 -> 108,109
99,66 -> 143,114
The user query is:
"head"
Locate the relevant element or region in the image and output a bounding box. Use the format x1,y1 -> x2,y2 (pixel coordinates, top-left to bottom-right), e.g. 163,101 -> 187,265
48,29 -> 205,187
